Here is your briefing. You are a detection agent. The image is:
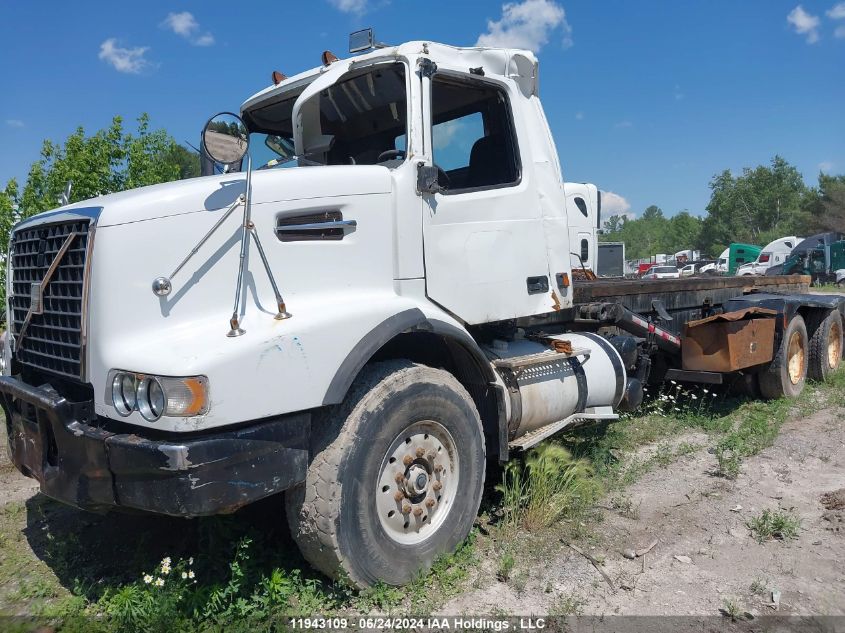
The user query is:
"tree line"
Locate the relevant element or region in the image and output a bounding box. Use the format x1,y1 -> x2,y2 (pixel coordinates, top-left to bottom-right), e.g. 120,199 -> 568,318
600,155 -> 845,260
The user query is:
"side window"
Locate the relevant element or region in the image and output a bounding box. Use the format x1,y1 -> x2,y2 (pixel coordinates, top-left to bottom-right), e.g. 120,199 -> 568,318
580,239 -> 589,263
430,75 -> 520,193
574,197 -> 589,218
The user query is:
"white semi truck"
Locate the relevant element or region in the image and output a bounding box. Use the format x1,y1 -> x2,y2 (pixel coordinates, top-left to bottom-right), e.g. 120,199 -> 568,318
3,34 -> 844,588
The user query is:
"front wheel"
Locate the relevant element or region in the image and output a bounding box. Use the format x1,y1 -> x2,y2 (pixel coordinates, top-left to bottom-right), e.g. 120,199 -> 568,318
808,310 -> 843,382
285,360 -> 485,587
759,315 -> 808,399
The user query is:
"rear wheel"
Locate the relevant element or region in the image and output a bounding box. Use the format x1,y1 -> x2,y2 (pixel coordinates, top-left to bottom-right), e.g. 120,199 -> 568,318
808,310 -> 843,382
759,315 -> 808,399
285,360 -> 485,587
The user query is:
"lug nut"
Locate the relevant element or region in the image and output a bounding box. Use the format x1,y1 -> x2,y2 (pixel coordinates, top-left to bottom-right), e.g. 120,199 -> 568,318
413,506 -> 423,518
428,451 -> 437,460
402,503 -> 412,514
425,498 -> 436,509
393,491 -> 404,502
415,447 -> 425,458
435,464 -> 444,473
432,481 -> 442,492
403,454 -> 414,466
394,472 -> 405,484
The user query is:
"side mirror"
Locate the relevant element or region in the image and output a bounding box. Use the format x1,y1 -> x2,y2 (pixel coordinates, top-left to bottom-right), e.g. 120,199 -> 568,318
202,112 -> 249,165
416,164 -> 442,195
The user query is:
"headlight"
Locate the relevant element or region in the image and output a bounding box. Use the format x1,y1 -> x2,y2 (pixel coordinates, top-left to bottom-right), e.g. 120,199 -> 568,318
137,377 -> 166,421
108,371 -> 209,421
112,373 -> 137,417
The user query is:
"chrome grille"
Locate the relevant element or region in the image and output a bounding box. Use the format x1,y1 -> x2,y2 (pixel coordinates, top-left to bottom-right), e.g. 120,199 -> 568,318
9,220 -> 91,379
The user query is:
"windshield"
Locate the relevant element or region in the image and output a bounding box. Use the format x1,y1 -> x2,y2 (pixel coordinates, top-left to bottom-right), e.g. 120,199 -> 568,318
242,62 -> 408,169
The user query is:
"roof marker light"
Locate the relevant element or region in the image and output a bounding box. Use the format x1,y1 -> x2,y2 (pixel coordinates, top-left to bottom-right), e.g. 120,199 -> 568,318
271,70 -> 287,85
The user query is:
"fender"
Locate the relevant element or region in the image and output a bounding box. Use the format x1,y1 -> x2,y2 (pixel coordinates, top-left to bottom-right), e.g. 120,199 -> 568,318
322,308 -> 497,405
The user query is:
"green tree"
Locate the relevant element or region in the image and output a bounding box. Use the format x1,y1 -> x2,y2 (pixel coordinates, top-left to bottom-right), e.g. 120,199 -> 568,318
600,205 -> 702,259
0,114 -> 199,315
699,156 -> 809,253
805,173 -> 845,233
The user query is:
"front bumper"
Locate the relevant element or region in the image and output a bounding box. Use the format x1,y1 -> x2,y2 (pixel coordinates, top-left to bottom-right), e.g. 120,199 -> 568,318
1,376 -> 309,517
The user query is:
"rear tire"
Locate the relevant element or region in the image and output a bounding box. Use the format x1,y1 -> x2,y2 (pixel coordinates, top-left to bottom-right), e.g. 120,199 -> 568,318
285,360 -> 485,587
808,310 -> 843,382
759,315 -> 808,399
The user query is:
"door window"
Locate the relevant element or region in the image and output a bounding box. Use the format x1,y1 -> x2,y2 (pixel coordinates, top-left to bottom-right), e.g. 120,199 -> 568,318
430,75 -> 521,193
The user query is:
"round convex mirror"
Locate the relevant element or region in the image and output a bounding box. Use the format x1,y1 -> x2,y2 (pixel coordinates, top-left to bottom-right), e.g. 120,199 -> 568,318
202,112 -> 249,164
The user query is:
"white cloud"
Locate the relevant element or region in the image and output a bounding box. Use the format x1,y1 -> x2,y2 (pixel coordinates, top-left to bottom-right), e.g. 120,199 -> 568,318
827,2 -> 845,19
5,119 -> 24,128
194,33 -> 215,46
328,0 -> 369,13
836,24 -> 845,38
161,12 -> 215,46
819,161 -> 835,173
476,0 -> 572,52
614,120 -> 633,129
601,191 -> 634,220
787,5 -> 821,43
98,39 -> 151,74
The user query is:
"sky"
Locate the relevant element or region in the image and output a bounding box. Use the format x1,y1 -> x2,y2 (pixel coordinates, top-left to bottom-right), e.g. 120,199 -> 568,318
1,0 -> 844,220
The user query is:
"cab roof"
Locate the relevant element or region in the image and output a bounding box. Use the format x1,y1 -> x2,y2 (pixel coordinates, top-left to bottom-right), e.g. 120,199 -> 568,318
240,41 -> 539,113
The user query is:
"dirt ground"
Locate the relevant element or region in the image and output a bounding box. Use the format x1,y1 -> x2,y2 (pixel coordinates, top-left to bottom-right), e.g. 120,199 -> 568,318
442,407 -> 845,616
2,404 -> 844,618
0,434 -> 38,507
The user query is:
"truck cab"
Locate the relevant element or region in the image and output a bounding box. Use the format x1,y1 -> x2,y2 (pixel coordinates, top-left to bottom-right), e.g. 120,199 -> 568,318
2,39 -> 629,588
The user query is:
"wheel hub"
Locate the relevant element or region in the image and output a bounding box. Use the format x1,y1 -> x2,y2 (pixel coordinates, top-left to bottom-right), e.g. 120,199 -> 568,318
828,321 -> 842,369
787,330 -> 805,385
376,421 -> 459,545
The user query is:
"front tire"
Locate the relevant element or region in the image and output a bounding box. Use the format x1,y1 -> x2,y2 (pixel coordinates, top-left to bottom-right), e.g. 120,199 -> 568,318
808,310 -> 843,382
759,315 -> 808,399
285,360 -> 485,587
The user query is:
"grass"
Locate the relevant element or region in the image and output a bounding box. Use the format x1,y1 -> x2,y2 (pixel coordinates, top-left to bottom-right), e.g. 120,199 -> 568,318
495,444 -> 601,533
746,509 -> 801,543
0,368 -> 842,629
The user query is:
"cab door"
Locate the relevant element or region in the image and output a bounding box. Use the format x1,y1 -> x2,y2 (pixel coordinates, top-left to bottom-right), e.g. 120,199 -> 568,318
420,71 -> 552,325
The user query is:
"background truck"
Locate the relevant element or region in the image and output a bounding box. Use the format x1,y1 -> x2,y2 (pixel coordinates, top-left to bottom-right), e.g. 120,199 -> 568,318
564,182 -> 601,273
766,232 -> 845,285
2,33 -> 843,588
736,236 -> 800,276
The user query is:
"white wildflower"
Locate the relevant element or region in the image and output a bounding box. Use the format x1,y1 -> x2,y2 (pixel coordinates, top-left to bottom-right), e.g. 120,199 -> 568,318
161,557 -> 171,567
188,570 -> 195,579
154,578 -> 165,587
182,572 -> 188,580
691,394 -> 698,400
188,557 -> 194,566
670,380 -> 677,385
143,574 -> 153,585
